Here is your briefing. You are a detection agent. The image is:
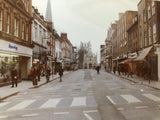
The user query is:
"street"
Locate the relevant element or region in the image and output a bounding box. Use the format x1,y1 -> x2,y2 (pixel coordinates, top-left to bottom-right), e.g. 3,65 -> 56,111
1,70 -> 160,120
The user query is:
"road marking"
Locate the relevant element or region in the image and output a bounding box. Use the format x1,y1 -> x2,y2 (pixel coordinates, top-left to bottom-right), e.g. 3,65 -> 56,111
22,114 -> 39,117
106,96 -> 116,105
71,97 -> 86,107
142,94 -> 160,101
0,102 -> 10,108
7,100 -> 36,111
40,98 -> 62,108
0,116 -> 8,119
54,112 -> 69,115
83,110 -> 98,113
135,106 -> 148,109
84,113 -> 94,120
117,108 -> 124,111
121,95 -> 141,103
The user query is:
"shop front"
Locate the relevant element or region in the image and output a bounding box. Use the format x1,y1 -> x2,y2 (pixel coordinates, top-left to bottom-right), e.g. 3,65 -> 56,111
0,39 -> 32,83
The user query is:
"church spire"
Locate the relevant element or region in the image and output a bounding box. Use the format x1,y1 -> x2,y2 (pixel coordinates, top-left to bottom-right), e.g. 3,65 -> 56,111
45,0 -> 54,28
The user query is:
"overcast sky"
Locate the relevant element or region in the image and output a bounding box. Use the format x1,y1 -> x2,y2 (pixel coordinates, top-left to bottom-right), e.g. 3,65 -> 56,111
32,0 -> 140,62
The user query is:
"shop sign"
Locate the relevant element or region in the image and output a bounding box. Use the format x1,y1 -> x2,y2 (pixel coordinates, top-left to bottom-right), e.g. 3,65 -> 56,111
9,44 -> 18,50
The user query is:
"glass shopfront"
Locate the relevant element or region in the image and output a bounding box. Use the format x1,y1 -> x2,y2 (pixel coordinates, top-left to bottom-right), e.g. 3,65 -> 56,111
0,53 -> 19,80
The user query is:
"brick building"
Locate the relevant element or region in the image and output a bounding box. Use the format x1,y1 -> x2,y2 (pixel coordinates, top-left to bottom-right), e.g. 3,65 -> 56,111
0,0 -> 33,82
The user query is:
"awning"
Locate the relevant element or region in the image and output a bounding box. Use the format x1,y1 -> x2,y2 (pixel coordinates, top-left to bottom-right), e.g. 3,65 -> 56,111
119,58 -> 132,64
134,46 -> 153,61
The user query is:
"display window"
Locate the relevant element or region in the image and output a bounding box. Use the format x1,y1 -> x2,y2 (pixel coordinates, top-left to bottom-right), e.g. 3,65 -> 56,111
0,53 -> 19,80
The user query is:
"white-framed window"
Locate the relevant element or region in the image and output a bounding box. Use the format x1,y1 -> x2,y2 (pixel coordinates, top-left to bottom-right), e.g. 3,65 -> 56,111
148,5 -> 151,19
26,25 -> 29,41
22,22 -> 24,39
153,23 -> 156,43
148,26 -> 152,45
6,14 -> 10,33
152,1 -> 155,16
0,10 -> 3,31
14,18 -> 19,37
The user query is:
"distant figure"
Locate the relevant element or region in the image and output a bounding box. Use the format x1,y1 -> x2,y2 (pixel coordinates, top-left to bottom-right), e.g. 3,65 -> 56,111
11,67 -> 18,87
113,66 -> 116,74
96,66 -> 100,74
30,66 -> 37,86
37,64 -> 41,81
117,65 -> 121,75
104,66 -> 106,72
46,66 -> 51,83
58,66 -> 64,82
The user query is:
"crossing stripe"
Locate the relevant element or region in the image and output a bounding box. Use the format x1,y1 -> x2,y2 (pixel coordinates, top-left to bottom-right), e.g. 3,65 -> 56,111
0,102 -> 10,108
71,97 -> 86,107
121,95 -> 141,103
106,96 -> 116,105
142,94 -> 160,101
7,100 -> 36,111
40,98 -> 62,108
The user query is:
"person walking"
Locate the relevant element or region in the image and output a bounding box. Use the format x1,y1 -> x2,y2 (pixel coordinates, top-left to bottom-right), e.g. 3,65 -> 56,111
113,66 -> 116,74
11,67 -> 18,88
30,66 -> 37,86
96,66 -> 100,74
58,65 -> 63,82
46,66 -> 51,83
37,64 -> 41,81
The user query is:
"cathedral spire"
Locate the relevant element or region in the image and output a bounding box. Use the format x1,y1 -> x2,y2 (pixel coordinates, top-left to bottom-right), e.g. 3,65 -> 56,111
45,0 -> 54,28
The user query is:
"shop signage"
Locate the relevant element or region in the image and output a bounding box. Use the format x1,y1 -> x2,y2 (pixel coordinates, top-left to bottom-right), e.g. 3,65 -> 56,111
9,44 -> 18,50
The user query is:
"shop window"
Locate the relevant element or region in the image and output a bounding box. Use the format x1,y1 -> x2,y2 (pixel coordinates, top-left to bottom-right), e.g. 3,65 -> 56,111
0,10 -> 3,31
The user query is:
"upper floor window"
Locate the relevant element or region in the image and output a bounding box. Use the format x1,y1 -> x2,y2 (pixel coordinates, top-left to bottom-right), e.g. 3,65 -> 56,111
6,14 -> 10,34
0,10 -> 3,31
148,26 -> 152,45
148,5 -> 151,19
14,18 -> 19,37
153,23 -> 156,43
22,22 -> 25,39
152,1 -> 155,15
26,25 -> 29,41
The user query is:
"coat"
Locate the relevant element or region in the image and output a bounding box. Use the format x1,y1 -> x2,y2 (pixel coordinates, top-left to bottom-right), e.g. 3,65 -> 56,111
58,67 -> 63,76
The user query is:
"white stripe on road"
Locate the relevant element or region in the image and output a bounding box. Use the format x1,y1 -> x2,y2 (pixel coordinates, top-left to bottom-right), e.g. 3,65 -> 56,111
0,116 -> 8,119
7,100 -> 36,111
83,110 -> 98,113
40,98 -> 61,108
22,114 -> 39,117
121,95 -> 141,103
84,113 -> 94,120
135,106 -> 148,109
54,112 -> 69,115
106,96 -> 116,105
0,102 -> 10,108
71,97 -> 86,107
142,94 -> 160,101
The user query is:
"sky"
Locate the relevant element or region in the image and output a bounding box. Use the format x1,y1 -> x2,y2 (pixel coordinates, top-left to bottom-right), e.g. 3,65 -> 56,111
32,0 -> 140,62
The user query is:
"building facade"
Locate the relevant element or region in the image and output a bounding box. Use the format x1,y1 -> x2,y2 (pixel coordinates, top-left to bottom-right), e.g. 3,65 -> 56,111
0,0 -> 33,82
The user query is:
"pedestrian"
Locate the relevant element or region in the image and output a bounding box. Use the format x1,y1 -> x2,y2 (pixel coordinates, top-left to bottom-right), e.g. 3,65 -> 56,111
127,64 -> 133,78
104,66 -> 106,72
30,66 -> 37,86
37,64 -> 41,81
117,65 -> 121,75
58,65 -> 63,82
113,66 -> 116,74
46,66 -> 51,83
96,66 -> 100,74
11,67 -> 18,88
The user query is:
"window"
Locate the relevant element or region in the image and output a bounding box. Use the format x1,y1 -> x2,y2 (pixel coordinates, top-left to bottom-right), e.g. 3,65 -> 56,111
22,22 -> 25,39
6,14 -> 10,33
14,18 -> 19,37
26,25 -> 29,41
153,23 -> 156,43
148,5 -> 151,19
148,26 -> 152,45
152,1 -> 155,16
0,10 -> 3,31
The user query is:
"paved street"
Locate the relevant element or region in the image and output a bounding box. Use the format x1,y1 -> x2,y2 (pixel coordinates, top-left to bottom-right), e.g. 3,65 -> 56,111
1,69 -> 160,120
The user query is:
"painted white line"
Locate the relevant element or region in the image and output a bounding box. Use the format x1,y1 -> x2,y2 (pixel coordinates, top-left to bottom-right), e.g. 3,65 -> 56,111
71,97 -> 86,107
22,114 -> 39,117
0,116 -> 8,119
84,113 -> 94,120
83,110 -> 98,113
135,106 -> 148,109
54,112 -> 69,115
7,100 -> 36,111
121,95 -> 141,103
40,98 -> 61,108
0,102 -> 10,108
117,108 -> 124,111
106,96 -> 116,105
142,94 -> 160,101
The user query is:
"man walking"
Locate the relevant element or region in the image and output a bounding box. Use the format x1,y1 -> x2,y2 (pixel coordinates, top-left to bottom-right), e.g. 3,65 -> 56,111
11,67 -> 18,88
58,65 -> 63,82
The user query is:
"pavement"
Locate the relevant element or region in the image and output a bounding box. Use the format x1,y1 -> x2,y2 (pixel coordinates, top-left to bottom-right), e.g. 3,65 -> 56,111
0,71 -> 70,101
109,70 -> 160,90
